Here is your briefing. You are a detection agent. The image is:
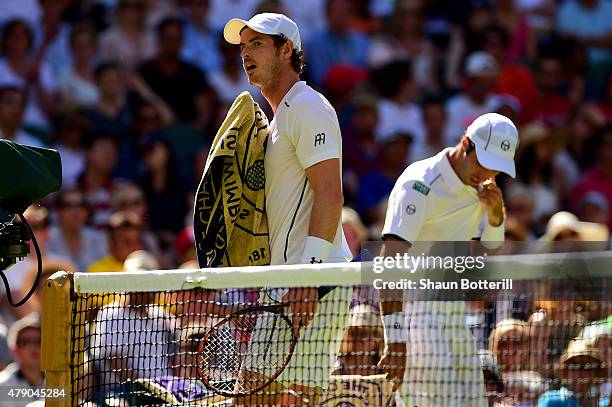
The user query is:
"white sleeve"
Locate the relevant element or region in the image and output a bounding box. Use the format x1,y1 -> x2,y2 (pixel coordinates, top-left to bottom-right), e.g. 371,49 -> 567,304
288,96 -> 341,169
381,180 -> 428,242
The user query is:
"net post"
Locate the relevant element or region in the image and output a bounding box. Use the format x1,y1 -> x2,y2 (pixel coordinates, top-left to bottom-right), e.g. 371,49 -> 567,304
41,271 -> 73,407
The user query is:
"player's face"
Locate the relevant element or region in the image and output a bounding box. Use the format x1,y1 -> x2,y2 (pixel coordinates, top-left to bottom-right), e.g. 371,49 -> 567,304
239,28 -> 282,88
461,149 -> 500,188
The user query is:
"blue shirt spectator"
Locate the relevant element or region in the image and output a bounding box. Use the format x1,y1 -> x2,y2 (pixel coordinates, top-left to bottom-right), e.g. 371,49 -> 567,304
180,0 -> 222,74
557,0 -> 612,63
305,0 -> 371,86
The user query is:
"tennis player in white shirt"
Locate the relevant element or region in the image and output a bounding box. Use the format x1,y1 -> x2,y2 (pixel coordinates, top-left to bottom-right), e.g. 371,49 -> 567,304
223,13 -> 351,405
378,113 -> 519,406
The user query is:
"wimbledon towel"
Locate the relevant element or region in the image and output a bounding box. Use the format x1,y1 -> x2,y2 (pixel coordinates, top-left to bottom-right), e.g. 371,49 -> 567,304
194,92 -> 270,267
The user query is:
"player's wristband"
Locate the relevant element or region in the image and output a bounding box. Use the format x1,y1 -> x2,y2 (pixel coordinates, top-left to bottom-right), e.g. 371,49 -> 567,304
300,236 -> 332,265
383,312 -> 408,343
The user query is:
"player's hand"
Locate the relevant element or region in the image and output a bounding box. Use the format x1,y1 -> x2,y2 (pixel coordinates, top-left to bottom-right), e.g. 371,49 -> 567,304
378,342 -> 407,391
282,287 -> 318,336
478,179 -> 504,226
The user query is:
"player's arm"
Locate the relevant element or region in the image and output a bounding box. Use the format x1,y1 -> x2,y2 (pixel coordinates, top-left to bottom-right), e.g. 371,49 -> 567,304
304,158 -> 343,248
377,179 -> 428,387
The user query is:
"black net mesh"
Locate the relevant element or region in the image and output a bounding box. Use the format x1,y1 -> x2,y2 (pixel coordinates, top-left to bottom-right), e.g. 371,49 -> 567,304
69,277 -> 611,406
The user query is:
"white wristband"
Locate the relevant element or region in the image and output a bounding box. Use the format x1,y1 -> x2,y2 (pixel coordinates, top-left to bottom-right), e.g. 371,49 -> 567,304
383,312 -> 408,343
300,236 -> 332,265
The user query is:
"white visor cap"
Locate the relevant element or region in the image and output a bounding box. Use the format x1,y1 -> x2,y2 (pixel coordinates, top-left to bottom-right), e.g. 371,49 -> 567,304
224,13 -> 301,51
466,113 -> 519,178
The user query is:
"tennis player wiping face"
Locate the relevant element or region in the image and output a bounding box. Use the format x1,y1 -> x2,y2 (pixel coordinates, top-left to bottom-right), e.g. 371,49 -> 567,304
379,113 -> 519,407
223,13 -> 352,406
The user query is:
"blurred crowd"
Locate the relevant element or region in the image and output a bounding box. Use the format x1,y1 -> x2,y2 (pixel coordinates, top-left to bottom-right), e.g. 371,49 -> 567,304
0,0 -> 611,405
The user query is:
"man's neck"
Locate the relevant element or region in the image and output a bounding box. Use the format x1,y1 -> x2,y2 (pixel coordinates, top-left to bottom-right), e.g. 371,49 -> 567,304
262,73 -> 300,114
447,146 -> 466,182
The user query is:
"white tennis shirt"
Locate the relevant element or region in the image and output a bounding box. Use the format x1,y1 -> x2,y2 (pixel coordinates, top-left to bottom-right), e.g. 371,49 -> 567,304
382,148 -> 504,242
265,81 -> 351,265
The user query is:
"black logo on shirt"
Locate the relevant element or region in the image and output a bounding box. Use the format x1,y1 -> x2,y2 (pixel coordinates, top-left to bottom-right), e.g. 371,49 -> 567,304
314,133 -> 326,146
501,140 -> 511,151
406,204 -> 416,215
310,257 -> 323,264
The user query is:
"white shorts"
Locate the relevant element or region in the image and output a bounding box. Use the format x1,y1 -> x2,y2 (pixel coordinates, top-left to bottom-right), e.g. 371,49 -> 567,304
244,286 -> 351,390
398,301 -> 487,407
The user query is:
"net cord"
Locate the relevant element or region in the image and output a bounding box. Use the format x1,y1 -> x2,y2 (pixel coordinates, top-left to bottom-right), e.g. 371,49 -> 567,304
73,251 -> 612,294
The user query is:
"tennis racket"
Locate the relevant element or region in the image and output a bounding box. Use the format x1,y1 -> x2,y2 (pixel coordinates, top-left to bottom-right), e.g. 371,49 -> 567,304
196,286 -> 334,397
196,302 -> 298,397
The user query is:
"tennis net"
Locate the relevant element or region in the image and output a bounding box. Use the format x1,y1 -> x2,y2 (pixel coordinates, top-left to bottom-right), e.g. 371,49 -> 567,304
41,249 -> 611,406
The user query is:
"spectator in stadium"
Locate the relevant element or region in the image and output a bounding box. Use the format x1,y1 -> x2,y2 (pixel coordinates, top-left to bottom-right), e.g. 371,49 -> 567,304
306,0 -> 371,86
91,251 -> 177,400
77,133 -> 119,229
521,53 -> 571,127
58,24 -> 100,110
484,24 -> 536,107
111,182 -> 161,259
357,128 -> 412,225
537,338 -> 607,406
555,103 -> 606,193
47,188 -> 108,272
410,97 -> 447,162
0,313 -> 43,406
368,0 -> 438,94
556,0 -> 612,64
444,52 -> 502,145
173,324 -> 206,379
175,225 -> 197,266
0,19 -> 60,132
576,191 -> 610,226
208,35 -> 262,106
0,86 -> 46,148
528,300 -> 589,380
342,94 -> 379,203
489,319 -> 530,372
372,59 -> 425,150
179,0 -> 222,75
87,211 -> 143,272
138,133 -> 191,237
444,3 -> 495,91
477,350 -> 505,407
139,17 -> 212,123
515,122 -> 562,231
333,304 -> 384,376
571,125 -> 612,230
34,0 -> 72,78
98,0 -> 155,70
501,370 -> 547,407
322,64 -> 369,128
538,211 -> 609,243
341,207 -> 368,258
491,0 -> 536,61
52,113 -> 89,189
84,62 -> 133,142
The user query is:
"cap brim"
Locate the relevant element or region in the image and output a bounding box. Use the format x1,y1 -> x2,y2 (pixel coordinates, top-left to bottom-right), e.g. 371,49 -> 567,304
223,18 -> 249,44
474,144 -> 516,178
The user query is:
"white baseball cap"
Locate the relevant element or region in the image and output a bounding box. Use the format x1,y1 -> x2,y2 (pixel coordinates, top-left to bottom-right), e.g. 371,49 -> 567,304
465,51 -> 498,77
466,113 -> 518,178
223,13 -> 302,51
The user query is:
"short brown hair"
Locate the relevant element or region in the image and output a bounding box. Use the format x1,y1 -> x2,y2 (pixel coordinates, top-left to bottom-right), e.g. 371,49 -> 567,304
271,34 -> 305,76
